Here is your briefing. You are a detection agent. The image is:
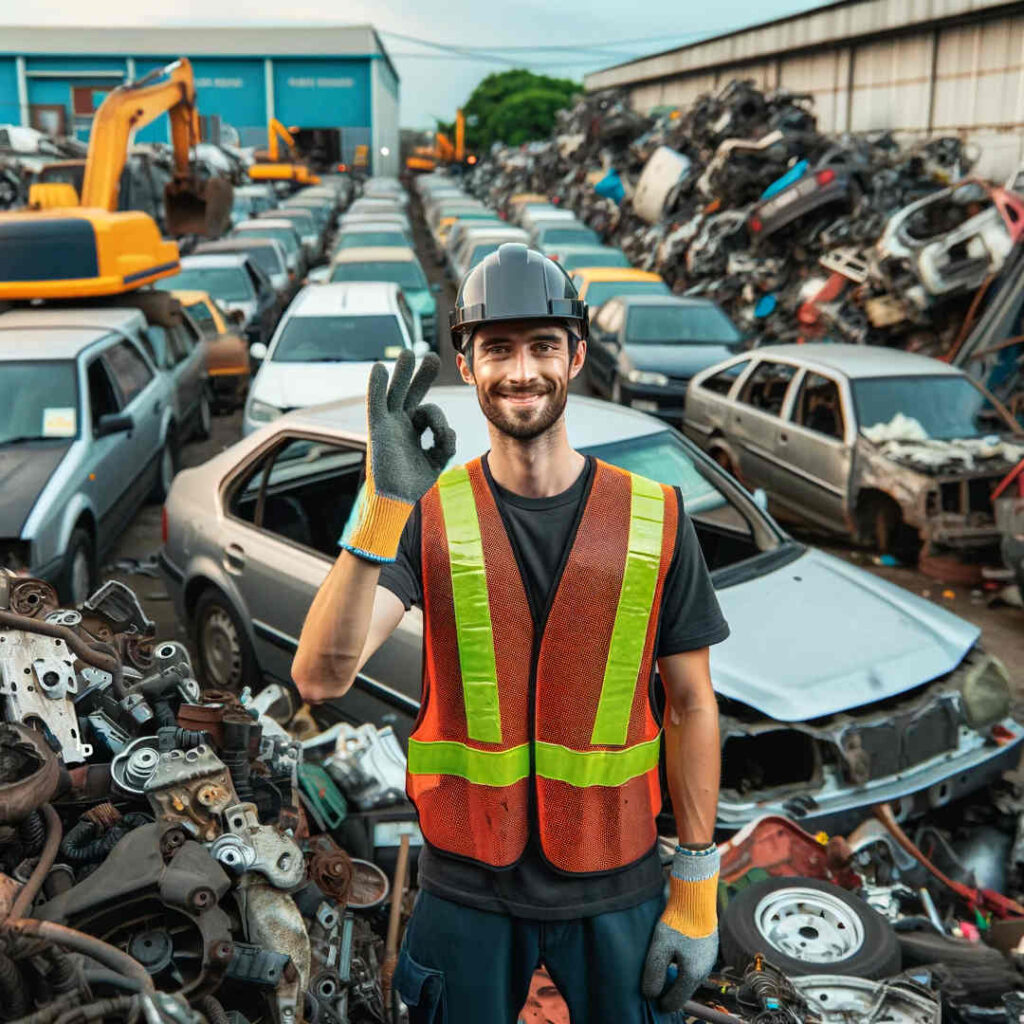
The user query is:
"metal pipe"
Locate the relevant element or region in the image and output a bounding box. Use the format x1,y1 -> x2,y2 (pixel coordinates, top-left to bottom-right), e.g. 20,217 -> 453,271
0,611 -> 124,698
7,805 -> 62,921
683,1001 -> 746,1024
3,920 -> 154,992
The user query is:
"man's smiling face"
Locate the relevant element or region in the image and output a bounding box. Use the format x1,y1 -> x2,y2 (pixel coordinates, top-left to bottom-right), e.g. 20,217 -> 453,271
456,319 -> 586,441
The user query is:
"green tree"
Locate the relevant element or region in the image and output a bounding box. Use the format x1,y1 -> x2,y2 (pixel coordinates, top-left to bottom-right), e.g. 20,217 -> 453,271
462,69 -> 580,151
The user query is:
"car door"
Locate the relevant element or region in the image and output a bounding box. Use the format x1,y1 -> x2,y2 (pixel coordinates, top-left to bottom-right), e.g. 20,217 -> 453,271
244,260 -> 278,342
168,316 -> 205,430
97,338 -> 163,537
221,433 -> 423,738
83,351 -> 130,544
730,358 -> 799,490
588,300 -> 625,394
772,369 -> 852,530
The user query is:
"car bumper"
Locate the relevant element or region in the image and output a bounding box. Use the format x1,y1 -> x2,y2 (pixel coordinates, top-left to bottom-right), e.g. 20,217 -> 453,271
716,717 -> 1024,835
209,371 -> 249,407
619,380 -> 687,420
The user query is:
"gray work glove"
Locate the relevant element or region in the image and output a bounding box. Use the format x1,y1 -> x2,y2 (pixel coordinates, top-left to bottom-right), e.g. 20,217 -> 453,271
641,845 -> 720,1011
344,349 -> 456,562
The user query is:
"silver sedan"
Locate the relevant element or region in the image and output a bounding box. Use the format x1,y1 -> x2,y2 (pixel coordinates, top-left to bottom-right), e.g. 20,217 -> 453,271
159,388 -> 1022,833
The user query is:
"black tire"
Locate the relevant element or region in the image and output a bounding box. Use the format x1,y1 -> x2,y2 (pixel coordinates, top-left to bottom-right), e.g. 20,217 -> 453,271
898,930 -> 1019,1000
194,388 -> 212,441
192,587 -> 259,693
57,527 -> 95,606
720,876 -> 901,980
868,495 -> 920,562
148,429 -> 179,503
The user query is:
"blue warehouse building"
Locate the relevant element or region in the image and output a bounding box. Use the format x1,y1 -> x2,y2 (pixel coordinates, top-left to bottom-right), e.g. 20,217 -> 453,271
0,25 -> 400,175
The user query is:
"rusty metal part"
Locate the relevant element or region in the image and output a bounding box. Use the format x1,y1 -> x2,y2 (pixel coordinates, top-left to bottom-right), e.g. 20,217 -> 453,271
0,873 -> 20,919
306,836 -> 354,907
144,746 -> 237,842
210,803 -> 305,890
122,636 -> 155,672
7,804 -> 61,920
0,724 -> 60,823
82,802 -> 121,829
176,703 -> 228,748
347,859 -> 389,910
9,579 -> 59,619
0,609 -> 124,697
6,918 -> 155,992
237,878 -> 310,1024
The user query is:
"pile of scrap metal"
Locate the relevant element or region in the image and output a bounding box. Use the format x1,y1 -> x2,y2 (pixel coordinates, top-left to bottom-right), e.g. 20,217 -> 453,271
468,80 -> 1024,366
0,570 -> 413,1024
682,800 -> 1024,1023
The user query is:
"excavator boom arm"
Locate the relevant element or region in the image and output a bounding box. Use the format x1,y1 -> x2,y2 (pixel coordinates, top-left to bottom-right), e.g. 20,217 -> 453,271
80,58 -> 198,211
267,118 -> 297,163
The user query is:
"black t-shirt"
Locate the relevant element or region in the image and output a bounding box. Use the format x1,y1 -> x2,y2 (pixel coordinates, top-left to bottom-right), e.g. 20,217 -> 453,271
379,455 -> 730,920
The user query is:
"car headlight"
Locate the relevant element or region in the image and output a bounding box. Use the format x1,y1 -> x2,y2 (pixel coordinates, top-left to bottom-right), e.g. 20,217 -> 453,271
248,399 -> 283,424
626,369 -> 669,387
961,652 -> 1011,728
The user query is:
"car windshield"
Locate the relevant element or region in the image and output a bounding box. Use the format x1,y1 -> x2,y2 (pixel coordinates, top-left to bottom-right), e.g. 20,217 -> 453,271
582,430 -> 769,567
626,304 -> 741,344
329,261 -> 427,290
229,245 -> 283,276
0,361 -> 78,443
272,315 -> 407,362
852,375 -> 1010,440
237,227 -> 299,257
277,211 -> 315,231
541,227 -> 599,246
337,232 -> 408,249
561,250 -> 630,271
585,280 -> 671,306
161,268 -> 253,302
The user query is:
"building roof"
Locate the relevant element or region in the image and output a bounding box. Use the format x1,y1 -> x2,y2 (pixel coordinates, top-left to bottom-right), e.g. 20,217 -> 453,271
0,24 -> 399,82
585,0 -> 1014,90
754,343 -> 963,379
288,281 -> 402,316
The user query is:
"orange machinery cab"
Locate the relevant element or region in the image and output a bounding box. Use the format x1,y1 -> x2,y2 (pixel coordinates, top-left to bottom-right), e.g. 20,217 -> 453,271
249,163 -> 321,186
0,207 -> 179,300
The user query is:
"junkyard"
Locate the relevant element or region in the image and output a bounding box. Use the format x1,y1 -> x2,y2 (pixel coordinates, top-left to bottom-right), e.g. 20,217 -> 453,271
1,1 -> 1024,1022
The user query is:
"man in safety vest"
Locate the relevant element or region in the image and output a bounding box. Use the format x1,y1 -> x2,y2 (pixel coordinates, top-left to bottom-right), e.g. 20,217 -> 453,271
294,242 -> 729,1022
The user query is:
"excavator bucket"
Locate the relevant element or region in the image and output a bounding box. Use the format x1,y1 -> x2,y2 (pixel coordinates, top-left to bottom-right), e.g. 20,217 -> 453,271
164,175 -> 233,238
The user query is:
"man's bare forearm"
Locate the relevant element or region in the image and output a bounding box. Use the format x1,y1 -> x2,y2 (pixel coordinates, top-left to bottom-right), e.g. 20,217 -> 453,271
660,649 -> 721,845
292,550 -> 381,702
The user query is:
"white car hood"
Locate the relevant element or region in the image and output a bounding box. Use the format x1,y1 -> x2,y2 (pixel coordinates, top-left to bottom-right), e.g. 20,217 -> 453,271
251,360 -> 383,410
711,547 -> 979,721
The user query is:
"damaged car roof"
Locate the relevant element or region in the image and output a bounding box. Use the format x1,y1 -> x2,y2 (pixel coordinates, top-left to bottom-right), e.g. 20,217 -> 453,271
748,342 -> 965,379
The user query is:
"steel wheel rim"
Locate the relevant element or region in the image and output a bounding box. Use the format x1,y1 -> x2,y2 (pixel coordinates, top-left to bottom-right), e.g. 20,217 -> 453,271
201,607 -> 242,689
70,548 -> 92,605
754,887 -> 865,963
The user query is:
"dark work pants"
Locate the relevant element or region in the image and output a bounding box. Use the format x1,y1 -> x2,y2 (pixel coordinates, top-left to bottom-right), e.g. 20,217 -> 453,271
394,890 -> 681,1024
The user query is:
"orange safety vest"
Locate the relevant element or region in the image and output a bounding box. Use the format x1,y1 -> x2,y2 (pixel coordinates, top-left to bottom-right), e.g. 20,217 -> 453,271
407,456 -> 678,874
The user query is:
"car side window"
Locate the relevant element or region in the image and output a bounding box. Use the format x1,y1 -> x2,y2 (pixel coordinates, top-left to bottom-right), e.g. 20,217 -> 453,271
793,371 -> 845,440
103,340 -> 153,406
87,358 -> 121,432
700,359 -> 751,397
164,323 -> 192,366
242,263 -> 262,298
187,301 -> 219,340
738,360 -> 797,416
228,436 -> 365,558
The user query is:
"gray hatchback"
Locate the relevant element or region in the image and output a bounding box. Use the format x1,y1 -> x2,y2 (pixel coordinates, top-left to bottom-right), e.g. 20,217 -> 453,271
159,388 -> 1021,834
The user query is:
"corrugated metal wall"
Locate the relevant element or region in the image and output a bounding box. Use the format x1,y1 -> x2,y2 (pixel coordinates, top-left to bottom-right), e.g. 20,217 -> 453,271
596,3 -> 1024,180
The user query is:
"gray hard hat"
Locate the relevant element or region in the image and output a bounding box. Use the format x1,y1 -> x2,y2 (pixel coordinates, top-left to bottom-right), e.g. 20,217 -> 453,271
449,242 -> 589,349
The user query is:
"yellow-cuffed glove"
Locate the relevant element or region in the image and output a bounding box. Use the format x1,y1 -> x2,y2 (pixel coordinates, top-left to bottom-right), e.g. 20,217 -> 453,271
641,844 -> 719,1011
344,350 -> 456,563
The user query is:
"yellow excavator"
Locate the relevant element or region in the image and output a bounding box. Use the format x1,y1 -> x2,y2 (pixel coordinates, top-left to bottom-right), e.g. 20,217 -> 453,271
248,118 -> 321,185
0,58 -> 231,300
405,109 -> 471,173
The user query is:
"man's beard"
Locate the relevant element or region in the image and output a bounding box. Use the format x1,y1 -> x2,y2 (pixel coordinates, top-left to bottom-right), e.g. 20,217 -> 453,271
477,379 -> 568,441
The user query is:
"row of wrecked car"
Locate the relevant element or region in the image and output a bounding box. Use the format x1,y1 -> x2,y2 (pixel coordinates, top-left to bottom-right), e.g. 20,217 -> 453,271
464,79 -> 1024,583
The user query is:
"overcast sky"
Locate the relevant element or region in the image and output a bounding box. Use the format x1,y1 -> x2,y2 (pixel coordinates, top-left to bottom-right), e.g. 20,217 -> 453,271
0,0 -> 827,127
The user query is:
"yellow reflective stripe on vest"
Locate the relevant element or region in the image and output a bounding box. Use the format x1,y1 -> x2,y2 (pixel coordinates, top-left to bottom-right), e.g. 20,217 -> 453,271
536,735 -> 662,788
407,738 -> 529,787
590,474 -> 665,745
407,737 -> 659,789
438,466 -> 502,743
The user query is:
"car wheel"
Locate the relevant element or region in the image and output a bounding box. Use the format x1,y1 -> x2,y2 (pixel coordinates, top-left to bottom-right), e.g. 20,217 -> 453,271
871,496 -> 920,563
195,388 -> 212,441
720,876 -> 901,980
193,588 -> 258,693
58,528 -> 95,606
711,446 -> 737,477
149,430 -> 179,504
